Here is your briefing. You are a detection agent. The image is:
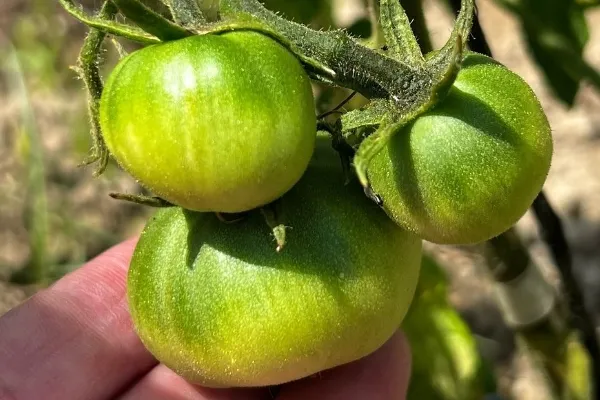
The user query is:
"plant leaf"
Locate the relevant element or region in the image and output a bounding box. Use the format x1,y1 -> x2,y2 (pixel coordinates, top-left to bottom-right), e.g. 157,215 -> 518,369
379,0 -> 424,63
494,0 -> 597,106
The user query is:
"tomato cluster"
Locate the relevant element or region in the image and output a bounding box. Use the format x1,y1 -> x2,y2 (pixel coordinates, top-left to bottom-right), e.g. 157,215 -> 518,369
99,31 -> 551,388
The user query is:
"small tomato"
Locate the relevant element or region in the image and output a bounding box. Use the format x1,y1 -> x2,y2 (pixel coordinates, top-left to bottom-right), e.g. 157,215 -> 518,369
367,53 -> 553,244
100,31 -> 316,213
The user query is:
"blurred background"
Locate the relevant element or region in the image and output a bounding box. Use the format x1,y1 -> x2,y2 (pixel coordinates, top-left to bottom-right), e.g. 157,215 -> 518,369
1,0 -> 599,398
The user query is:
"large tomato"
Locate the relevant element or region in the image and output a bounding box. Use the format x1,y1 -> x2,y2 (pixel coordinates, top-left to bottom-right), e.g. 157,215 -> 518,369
100,31 -> 316,213
367,53 -> 553,244
127,136 -> 422,387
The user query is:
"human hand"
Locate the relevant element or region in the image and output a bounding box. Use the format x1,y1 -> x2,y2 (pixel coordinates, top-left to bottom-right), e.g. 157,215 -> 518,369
0,239 -> 411,400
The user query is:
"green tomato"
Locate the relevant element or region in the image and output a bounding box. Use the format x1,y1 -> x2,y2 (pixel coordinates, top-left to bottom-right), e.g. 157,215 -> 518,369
100,31 -> 316,213
367,53 -> 553,244
127,137 -> 422,387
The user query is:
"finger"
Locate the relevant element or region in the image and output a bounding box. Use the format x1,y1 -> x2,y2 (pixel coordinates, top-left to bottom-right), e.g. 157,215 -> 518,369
118,364 -> 272,400
277,330 -> 412,400
0,239 -> 158,400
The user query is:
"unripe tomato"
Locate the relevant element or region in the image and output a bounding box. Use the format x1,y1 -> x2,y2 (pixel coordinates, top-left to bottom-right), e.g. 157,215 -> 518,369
127,137 -> 422,387
100,31 -> 316,213
367,53 -> 553,244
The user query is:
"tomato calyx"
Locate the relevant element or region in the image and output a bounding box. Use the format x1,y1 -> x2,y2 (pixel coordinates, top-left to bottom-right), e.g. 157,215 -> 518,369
260,200 -> 287,252
215,200 -> 289,252
348,0 -> 474,193
109,192 -> 174,208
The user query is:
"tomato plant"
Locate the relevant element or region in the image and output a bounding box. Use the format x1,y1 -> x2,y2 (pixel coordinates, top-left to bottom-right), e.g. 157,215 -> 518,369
58,0 -> 597,395
367,53 -> 553,244
100,31 -> 317,213
127,137 -> 422,387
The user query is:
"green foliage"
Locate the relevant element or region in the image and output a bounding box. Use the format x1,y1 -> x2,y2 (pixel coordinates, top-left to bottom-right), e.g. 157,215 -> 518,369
494,0 -> 600,105
403,256 -> 497,400
1,41 -> 49,285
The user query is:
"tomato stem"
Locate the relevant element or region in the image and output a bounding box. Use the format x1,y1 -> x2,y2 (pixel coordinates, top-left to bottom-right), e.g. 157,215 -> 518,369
73,0 -> 118,176
261,201 -> 287,252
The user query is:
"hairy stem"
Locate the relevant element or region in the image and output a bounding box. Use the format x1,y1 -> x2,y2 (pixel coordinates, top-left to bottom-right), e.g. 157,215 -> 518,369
220,0 -> 422,100
447,0 -> 491,55
75,0 -> 118,175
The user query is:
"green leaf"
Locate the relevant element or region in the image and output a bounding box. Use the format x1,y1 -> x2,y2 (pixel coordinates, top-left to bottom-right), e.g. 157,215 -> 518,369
340,99 -> 392,133
379,0 -> 424,63
494,0 -> 598,106
353,119 -> 405,188
198,15 -> 336,83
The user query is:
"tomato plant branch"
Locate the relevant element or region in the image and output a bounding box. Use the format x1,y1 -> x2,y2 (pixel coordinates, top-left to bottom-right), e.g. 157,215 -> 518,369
221,0 -> 427,100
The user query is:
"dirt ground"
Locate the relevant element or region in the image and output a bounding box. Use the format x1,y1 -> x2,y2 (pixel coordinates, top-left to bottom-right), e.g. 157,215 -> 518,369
1,1 -> 600,399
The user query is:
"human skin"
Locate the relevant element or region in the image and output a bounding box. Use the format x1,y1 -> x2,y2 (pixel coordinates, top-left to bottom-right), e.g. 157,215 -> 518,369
0,239 -> 412,400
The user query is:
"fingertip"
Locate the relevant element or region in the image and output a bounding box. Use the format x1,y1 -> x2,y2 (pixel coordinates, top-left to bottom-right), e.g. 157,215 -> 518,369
0,236 -> 155,400
278,329 -> 411,400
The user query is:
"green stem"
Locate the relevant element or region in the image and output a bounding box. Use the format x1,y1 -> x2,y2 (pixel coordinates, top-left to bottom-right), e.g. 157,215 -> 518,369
74,0 -> 118,175
220,0 -> 422,100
